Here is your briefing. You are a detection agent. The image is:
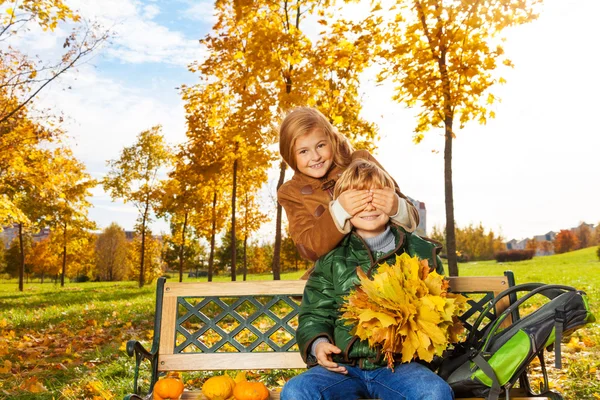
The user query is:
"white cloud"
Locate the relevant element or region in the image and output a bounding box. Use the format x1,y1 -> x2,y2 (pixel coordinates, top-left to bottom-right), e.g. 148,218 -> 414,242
182,0 -> 217,24
38,65 -> 187,165
143,4 -> 161,19
67,0 -> 203,66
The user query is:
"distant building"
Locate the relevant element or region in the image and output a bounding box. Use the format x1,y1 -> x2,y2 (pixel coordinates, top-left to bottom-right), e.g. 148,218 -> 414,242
406,196 -> 427,237
533,231 -> 557,242
0,224 -> 18,248
506,230 -> 561,256
506,238 -> 527,250
0,224 -> 51,249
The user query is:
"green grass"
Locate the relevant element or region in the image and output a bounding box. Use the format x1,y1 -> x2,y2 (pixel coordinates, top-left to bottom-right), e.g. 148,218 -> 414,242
0,249 -> 598,399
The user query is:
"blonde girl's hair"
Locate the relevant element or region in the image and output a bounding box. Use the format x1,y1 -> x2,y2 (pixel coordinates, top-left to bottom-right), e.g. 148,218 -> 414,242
279,107 -> 354,172
333,159 -> 395,199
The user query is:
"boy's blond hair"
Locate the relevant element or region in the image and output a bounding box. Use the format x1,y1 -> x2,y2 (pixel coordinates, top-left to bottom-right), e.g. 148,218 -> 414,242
333,159 -> 395,199
279,107 -> 354,172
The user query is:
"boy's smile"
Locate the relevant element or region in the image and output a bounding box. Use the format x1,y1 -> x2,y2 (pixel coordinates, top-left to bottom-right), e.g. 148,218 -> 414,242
351,200 -> 390,238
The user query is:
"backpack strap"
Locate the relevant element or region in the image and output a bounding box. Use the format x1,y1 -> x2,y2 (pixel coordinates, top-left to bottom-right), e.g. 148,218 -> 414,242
480,284 -> 576,353
472,353 -> 502,400
554,307 -> 566,368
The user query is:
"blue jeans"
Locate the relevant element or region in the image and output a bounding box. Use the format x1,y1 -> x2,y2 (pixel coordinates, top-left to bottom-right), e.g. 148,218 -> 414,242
281,362 -> 453,400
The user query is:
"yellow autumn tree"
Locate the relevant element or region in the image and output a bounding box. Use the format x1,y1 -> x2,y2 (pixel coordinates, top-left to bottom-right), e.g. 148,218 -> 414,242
190,0 -> 381,279
238,188 -> 269,280
188,18 -> 275,280
43,148 -> 97,286
95,223 -> 130,281
27,237 -> 60,283
156,146 -> 208,282
181,90 -> 232,282
102,126 -> 172,287
374,0 -> 542,275
1,143 -> 73,291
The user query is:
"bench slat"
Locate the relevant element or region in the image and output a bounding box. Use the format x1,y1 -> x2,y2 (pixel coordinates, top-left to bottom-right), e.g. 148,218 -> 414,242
159,352 -> 305,371
160,296 -> 178,355
164,280 -> 306,297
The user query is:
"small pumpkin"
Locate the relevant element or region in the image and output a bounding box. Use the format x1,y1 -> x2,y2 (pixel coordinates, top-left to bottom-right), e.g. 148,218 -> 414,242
153,372 -> 185,400
201,374 -> 236,400
233,381 -> 270,400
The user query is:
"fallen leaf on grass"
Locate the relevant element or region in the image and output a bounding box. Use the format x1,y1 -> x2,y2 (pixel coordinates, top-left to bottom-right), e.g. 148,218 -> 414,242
0,360 -> 11,373
566,337 -> 584,352
20,377 -> 47,393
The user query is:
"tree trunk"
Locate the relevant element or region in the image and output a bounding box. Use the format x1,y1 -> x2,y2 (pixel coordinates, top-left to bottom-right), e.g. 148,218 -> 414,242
231,155 -> 238,281
208,191 -> 217,282
139,203 -> 149,288
444,117 -> 458,276
179,211 -> 188,283
243,233 -> 248,281
61,221 -> 67,287
437,46 -> 458,277
18,223 -> 24,292
272,160 -> 286,280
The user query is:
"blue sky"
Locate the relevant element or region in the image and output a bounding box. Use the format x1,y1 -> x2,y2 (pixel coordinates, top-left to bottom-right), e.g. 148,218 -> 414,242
5,0 -> 600,242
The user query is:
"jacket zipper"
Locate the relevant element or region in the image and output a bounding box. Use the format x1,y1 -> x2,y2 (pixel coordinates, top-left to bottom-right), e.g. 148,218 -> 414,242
353,229 -> 406,278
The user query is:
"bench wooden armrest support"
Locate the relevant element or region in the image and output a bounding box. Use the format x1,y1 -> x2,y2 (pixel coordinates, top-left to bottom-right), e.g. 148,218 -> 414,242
123,271 -> 550,400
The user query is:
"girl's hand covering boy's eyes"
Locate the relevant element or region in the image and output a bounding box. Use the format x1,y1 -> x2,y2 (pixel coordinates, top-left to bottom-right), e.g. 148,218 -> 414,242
337,189 -> 372,216
371,187 -> 398,216
315,342 -> 347,374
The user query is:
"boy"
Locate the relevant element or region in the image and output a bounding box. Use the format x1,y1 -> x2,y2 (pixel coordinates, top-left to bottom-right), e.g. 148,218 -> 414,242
281,159 -> 452,400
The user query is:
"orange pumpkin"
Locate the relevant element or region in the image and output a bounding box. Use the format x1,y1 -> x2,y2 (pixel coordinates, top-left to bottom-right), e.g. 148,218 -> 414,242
202,374 -> 236,400
233,381 -> 270,400
153,372 -> 185,400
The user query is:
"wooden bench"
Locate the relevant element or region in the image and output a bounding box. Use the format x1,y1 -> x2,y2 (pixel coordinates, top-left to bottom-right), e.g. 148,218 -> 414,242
123,272 -> 551,400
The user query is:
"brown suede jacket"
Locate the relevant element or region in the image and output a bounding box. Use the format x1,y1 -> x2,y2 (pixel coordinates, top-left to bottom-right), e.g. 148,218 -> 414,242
277,150 -> 419,262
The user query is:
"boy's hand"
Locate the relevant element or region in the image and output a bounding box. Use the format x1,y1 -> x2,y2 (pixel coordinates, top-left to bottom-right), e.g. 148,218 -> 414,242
315,342 -> 347,374
371,187 -> 398,216
338,189 -> 372,216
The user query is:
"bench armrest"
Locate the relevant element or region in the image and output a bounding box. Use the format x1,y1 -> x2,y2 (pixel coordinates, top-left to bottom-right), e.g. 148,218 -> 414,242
125,340 -> 158,398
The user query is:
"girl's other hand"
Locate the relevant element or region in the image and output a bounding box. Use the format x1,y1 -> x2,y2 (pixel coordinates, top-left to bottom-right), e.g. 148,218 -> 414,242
337,189 -> 372,216
371,187 -> 398,216
315,342 -> 347,374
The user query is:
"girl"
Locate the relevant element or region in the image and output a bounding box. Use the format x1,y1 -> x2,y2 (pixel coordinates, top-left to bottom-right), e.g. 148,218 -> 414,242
277,107 -> 419,263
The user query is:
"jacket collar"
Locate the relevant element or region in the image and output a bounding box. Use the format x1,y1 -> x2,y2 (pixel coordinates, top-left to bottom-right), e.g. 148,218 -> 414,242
344,225 -> 407,277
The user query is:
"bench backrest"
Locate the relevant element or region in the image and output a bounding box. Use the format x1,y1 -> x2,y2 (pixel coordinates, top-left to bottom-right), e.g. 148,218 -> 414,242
152,273 -> 515,373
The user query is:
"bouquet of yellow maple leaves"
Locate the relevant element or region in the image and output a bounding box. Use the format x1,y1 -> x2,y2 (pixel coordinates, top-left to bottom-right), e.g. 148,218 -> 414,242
341,253 -> 468,370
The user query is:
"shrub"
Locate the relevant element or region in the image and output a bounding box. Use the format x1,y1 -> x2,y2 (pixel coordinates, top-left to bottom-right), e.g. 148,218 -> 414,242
597,245 -> 600,261
555,229 -> 580,254
494,249 -> 535,262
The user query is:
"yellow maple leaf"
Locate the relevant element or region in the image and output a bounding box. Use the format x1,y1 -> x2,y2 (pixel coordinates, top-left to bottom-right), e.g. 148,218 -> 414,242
20,377 -> 47,393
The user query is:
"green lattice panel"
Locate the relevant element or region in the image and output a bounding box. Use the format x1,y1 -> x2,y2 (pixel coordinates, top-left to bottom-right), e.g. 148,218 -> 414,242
174,295 -> 301,354
459,292 -> 497,335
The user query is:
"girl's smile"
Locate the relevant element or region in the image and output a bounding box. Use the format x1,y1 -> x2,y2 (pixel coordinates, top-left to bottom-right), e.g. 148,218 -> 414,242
294,129 -> 333,179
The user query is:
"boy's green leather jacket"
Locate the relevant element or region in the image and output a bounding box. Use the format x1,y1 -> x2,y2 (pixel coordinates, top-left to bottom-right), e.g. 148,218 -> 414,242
296,225 -> 444,370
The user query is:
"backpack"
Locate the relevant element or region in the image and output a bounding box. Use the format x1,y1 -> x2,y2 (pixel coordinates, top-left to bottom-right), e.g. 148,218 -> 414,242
438,283 -> 595,400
